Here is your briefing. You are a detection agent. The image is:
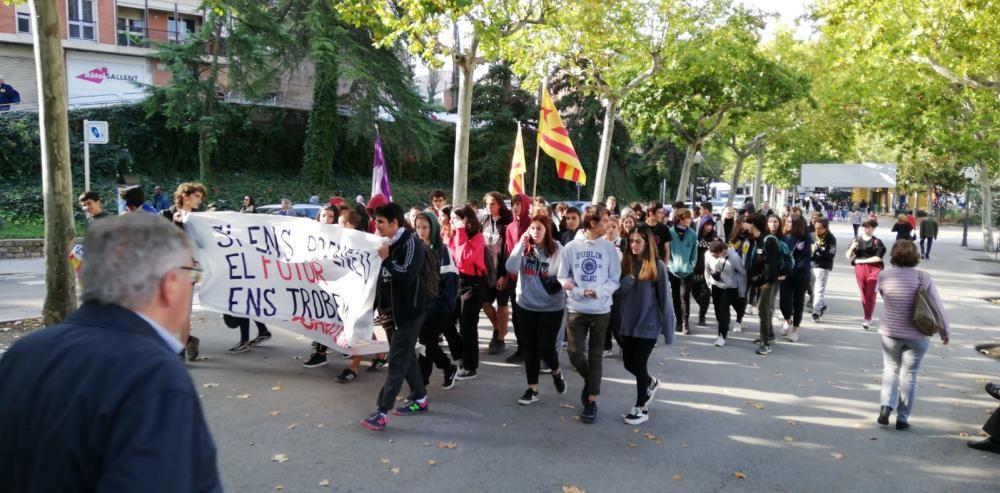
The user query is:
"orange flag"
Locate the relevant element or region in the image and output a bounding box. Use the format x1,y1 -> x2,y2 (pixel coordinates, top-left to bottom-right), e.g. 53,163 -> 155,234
538,88 -> 586,185
508,122 -> 527,196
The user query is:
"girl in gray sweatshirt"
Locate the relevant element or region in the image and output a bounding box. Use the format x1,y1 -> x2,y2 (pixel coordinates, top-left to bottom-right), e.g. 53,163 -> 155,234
616,225 -> 675,425
505,215 -> 568,405
704,240 -> 746,346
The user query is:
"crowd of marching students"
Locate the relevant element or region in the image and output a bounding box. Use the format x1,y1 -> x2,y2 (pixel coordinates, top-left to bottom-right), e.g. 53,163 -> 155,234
76,184 -> 954,432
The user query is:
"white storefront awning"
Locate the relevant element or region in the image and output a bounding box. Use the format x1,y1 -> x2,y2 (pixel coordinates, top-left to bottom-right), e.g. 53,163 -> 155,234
800,163 -> 897,188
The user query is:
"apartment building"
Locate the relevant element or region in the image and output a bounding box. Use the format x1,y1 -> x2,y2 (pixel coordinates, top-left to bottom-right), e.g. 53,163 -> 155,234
0,1 -> 319,111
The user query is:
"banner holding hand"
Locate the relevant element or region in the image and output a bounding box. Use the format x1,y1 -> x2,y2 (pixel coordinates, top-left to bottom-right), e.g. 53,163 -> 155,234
185,212 -> 388,354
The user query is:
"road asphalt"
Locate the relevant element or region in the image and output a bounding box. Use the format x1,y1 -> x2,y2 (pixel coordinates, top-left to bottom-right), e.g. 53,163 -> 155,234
2,221 -> 999,492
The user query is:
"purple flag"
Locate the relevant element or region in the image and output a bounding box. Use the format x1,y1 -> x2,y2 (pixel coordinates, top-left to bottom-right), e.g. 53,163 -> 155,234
371,131 -> 393,202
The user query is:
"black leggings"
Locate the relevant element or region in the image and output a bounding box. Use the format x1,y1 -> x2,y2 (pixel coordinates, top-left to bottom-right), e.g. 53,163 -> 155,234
605,299 -> 624,350
780,272 -> 810,327
710,286 -> 736,338
515,305 -> 563,386
458,274 -> 486,371
669,274 -> 693,331
732,294 -> 747,323
237,318 -> 269,343
621,335 -> 657,407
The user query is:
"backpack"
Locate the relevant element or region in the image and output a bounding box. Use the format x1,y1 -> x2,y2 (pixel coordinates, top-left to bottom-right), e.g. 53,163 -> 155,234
414,246 -> 440,308
765,235 -> 795,277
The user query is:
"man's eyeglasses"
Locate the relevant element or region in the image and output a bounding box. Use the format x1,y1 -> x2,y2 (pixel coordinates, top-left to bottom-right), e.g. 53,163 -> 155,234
178,265 -> 204,284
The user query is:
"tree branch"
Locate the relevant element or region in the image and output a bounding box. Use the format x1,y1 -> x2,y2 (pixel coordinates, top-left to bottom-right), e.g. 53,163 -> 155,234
668,117 -> 695,144
621,51 -> 662,97
909,55 -> 1000,94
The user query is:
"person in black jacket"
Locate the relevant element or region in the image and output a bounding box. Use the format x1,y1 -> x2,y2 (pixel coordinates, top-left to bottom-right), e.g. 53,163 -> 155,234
746,213 -> 781,355
0,213 -> 221,492
810,217 -> 837,322
361,203 -> 429,431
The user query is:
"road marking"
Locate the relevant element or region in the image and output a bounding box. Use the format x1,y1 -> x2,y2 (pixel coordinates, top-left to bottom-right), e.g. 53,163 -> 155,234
18,281 -> 45,285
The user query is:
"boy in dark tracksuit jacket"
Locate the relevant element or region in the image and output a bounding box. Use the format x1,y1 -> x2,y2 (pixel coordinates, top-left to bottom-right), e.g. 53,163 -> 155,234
810,218 -> 837,321
362,203 -> 428,431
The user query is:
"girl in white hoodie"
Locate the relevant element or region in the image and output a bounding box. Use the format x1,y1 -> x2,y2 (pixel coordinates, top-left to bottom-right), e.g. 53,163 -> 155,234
704,240 -> 746,347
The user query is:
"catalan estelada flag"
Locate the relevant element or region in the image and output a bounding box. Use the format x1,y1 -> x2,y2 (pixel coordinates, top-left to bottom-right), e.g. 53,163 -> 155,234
538,88 -> 586,185
508,122 -> 527,196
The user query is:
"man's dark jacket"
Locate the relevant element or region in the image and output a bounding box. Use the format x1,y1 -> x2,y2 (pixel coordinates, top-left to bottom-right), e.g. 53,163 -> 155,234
380,228 -> 426,323
0,302 -> 221,492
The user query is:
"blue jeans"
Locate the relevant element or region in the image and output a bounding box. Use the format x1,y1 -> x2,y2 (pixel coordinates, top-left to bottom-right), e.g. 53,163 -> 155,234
880,335 -> 930,420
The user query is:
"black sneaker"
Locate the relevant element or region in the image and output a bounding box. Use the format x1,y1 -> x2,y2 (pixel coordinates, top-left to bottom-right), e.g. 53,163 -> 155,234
812,312 -> 821,322
644,377 -> 660,407
186,335 -> 200,361
335,368 -> 357,383
302,352 -> 327,368
553,372 -> 567,395
581,400 -> 597,424
442,365 -> 458,390
756,344 -> 772,356
877,405 -> 892,426
367,358 -> 388,373
517,388 -> 540,405
228,341 -> 250,353
249,333 -> 271,346
895,419 -> 910,431
455,368 -> 478,380
505,350 -> 524,364
488,340 -> 506,355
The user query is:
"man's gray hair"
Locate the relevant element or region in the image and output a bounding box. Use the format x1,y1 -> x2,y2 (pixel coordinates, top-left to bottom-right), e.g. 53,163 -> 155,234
81,213 -> 193,310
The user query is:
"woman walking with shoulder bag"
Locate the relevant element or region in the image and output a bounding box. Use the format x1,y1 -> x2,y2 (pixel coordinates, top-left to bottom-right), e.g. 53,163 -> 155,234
875,240 -> 950,430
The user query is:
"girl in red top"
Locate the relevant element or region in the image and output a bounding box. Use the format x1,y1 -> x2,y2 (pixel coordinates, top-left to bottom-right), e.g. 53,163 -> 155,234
449,205 -> 487,380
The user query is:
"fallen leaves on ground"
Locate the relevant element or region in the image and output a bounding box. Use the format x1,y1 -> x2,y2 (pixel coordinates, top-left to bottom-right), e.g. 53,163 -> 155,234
627,442 -> 638,448
236,394 -> 251,399
389,467 -> 400,474
772,372 -> 783,377
869,436 -> 878,441
786,420 -> 797,426
380,458 -> 390,464
287,424 -> 296,430
437,441 -> 458,449
202,383 -> 220,388
561,485 -> 585,493
734,471 -> 747,479
559,403 -> 575,409
428,460 -> 437,466
976,378 -> 990,383
275,485 -> 284,490
783,436 -> 794,442
268,410 -> 280,417
681,442 -> 689,448
271,454 -> 288,463
316,424 -> 325,428
746,401 -> 766,410
959,432 -> 970,438
319,479 -> 330,487
831,452 -> 845,460
643,432 -> 657,440
271,385 -> 283,391
672,474 -> 683,481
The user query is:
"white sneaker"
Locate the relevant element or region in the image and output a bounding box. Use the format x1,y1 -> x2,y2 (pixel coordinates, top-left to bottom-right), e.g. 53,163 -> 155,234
787,328 -> 799,343
623,406 -> 649,425
731,322 -> 742,333
780,321 -> 790,336
714,336 -> 726,347
862,319 -> 871,331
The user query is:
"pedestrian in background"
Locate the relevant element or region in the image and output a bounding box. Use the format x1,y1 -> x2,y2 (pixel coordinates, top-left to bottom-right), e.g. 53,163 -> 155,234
875,240 -> 949,431
918,212 -> 938,260
810,217 -> 837,322
846,219 -> 886,331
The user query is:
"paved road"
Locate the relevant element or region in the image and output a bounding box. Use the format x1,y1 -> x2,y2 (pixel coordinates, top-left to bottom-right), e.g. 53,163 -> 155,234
0,258 -> 45,322
3,222 -> 999,491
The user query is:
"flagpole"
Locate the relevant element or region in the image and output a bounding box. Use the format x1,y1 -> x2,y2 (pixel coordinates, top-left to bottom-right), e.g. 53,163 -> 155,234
531,81 -> 543,197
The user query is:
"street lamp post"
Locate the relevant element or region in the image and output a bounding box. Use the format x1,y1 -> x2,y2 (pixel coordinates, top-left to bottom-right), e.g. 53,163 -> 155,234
690,151 -> 703,207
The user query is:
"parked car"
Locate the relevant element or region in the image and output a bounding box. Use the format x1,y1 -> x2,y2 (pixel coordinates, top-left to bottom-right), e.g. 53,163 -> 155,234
257,203 -> 322,218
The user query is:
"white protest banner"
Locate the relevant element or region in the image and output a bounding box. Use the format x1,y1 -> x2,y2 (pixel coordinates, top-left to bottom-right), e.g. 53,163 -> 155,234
185,212 -> 388,354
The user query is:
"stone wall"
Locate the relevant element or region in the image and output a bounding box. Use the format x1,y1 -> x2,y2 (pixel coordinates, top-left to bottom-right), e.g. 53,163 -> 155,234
0,239 -> 46,259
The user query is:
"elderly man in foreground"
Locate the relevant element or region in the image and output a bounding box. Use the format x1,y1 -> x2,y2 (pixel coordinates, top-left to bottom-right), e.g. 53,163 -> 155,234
0,214 -> 221,492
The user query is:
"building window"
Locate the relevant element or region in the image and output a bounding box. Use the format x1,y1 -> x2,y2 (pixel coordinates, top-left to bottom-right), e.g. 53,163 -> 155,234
16,5 -> 31,33
68,0 -> 96,41
117,18 -> 147,47
167,17 -> 197,44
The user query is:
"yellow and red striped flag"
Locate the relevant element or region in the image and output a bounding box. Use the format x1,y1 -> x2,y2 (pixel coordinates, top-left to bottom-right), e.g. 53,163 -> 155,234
508,122 -> 527,196
538,88 -> 586,185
